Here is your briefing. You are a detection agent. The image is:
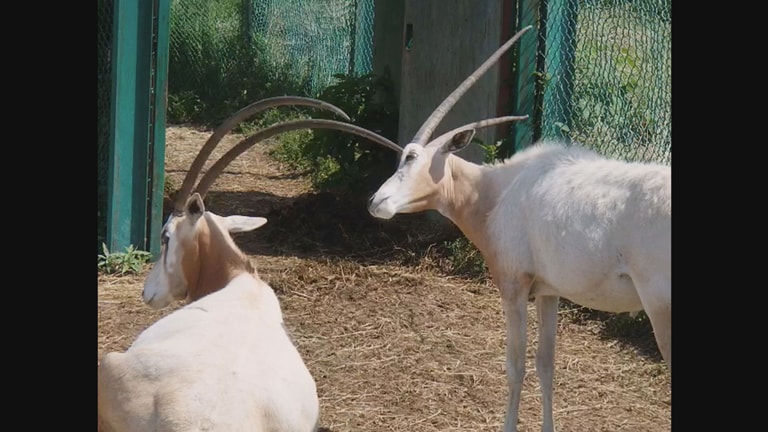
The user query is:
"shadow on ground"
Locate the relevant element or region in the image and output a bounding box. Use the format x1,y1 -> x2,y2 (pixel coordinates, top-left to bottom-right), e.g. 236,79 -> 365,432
164,188 -> 662,361
164,189 -> 460,265
559,299 -> 663,362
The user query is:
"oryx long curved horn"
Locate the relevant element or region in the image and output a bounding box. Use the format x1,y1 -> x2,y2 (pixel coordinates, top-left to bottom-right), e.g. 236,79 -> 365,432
412,25 -> 533,146
193,119 -> 401,198
174,96 -> 351,212
425,115 -> 530,149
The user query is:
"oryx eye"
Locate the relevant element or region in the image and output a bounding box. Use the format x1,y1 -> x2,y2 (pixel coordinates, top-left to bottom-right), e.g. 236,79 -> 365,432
161,232 -> 170,245
405,152 -> 417,163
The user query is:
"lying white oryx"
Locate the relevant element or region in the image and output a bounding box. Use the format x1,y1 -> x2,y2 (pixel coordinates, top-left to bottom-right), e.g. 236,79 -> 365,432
97,96 -> 403,432
363,26 -> 669,432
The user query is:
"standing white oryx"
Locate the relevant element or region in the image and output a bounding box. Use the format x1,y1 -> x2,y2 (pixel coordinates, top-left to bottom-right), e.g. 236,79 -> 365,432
363,26 -> 670,432
97,96 -> 403,432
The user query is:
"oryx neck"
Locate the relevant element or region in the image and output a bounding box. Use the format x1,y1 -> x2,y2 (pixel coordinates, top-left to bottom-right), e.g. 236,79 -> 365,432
189,214 -> 255,301
438,156 -> 495,255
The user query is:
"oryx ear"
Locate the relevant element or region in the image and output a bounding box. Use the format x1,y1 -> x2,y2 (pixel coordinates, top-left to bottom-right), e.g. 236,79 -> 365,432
442,129 -> 475,154
185,193 -> 205,221
222,216 -> 268,233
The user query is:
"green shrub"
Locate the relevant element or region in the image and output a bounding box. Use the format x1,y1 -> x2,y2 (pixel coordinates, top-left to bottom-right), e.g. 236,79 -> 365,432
269,72 -> 399,195
98,243 -> 152,275
443,237 -> 487,280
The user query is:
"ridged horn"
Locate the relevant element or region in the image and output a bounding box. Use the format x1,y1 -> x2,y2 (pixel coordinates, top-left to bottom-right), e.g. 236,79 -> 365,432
173,96 -> 350,212
193,119 -> 401,198
411,25 -> 533,146
425,115 -> 530,150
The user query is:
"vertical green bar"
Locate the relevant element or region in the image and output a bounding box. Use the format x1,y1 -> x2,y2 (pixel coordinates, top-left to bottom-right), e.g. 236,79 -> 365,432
512,0 -> 539,152
107,0 -> 164,254
348,0 -> 359,76
148,0 -> 172,257
108,0 -> 145,253
241,0 -> 254,46
541,0 -> 578,141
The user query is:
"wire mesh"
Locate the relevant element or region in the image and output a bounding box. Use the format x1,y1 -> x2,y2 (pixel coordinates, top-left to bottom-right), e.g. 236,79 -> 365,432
97,0 -> 113,249
251,0 -> 373,92
96,0 -> 375,250
98,0 -> 671,251
538,0 -> 671,164
166,0 -> 374,125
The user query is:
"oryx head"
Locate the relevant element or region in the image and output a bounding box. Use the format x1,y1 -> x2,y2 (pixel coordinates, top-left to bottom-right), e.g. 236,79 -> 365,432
142,96 -> 402,309
367,26 -> 533,219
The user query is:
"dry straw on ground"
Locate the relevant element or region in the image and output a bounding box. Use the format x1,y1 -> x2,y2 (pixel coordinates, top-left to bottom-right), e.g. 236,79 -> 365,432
97,125 -> 671,432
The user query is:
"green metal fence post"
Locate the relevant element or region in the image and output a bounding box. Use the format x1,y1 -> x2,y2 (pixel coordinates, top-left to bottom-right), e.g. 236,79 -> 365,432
512,0 -> 540,152
241,0 -> 254,46
348,0 -> 359,76
108,0 -> 148,254
107,0 -> 169,256
541,0 -> 578,141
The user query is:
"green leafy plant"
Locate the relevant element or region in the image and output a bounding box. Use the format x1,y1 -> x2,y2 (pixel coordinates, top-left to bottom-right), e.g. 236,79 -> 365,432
167,91 -> 204,124
443,236 -> 487,280
269,71 -> 399,195
473,137 -> 503,163
98,243 -> 152,275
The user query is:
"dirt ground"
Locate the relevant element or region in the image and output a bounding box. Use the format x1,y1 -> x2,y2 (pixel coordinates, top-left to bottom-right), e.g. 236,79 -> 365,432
97,125 -> 671,431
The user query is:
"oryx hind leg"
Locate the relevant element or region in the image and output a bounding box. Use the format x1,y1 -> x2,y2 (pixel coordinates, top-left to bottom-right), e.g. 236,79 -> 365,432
633,276 -> 671,371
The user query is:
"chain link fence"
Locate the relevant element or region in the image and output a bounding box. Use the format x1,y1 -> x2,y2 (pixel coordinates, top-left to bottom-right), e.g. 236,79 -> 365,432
97,0 -> 113,249
537,0 -> 671,164
167,0 -> 374,125
98,0 -> 670,250
252,0 -> 374,88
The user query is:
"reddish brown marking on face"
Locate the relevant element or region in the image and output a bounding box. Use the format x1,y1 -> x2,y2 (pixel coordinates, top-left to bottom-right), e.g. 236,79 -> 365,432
185,214 -> 251,302
180,218 -> 202,301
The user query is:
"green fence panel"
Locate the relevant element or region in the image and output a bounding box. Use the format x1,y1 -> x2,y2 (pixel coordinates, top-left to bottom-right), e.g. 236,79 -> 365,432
97,0 -> 113,252
166,0 -> 375,126
97,0 -> 671,256
536,0 -> 671,163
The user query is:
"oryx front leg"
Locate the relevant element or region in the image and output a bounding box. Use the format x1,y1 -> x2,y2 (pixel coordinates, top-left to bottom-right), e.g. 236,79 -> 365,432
536,295 -> 559,432
499,276 -> 533,432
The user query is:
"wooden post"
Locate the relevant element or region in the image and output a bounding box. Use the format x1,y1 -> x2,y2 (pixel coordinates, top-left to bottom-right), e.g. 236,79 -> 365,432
398,0 -> 505,162
373,0 -> 406,108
